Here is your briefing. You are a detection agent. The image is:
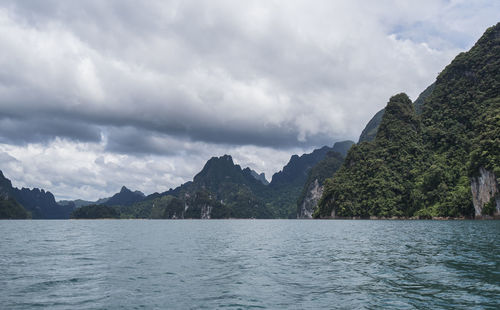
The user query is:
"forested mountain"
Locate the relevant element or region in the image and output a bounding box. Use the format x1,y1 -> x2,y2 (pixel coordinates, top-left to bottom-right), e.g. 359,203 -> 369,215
103,186 -> 146,207
263,141 -> 353,218
89,155 -> 272,219
297,151 -> 345,218
357,83 -> 435,143
0,170 -> 72,219
0,197 -> 30,219
74,142 -> 354,219
71,204 -> 120,219
316,23 -> 500,219
250,169 -> 269,185
0,172 -> 30,219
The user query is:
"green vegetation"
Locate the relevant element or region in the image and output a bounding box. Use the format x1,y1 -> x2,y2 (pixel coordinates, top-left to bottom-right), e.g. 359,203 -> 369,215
482,195 -> 498,216
0,170 -> 72,219
71,204 -> 120,219
317,22 -> 500,219
468,101 -> 500,181
317,94 -> 424,218
357,82 -> 434,144
103,186 -> 145,207
71,142 -> 352,219
0,197 -> 30,219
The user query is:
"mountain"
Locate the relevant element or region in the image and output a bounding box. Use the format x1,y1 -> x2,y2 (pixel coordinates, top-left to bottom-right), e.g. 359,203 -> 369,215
332,140 -> 355,157
103,186 -> 146,206
263,141 -> 353,218
295,139 -> 355,218
71,204 -> 120,219
357,83 -> 435,143
59,196 -> 111,209
297,150 -> 345,218
149,146 -> 351,219
318,94 -> 424,218
358,109 -> 385,143
249,169 -> 269,185
170,155 -> 271,219
118,155 -> 270,219
59,199 -> 94,208
0,170 -> 72,219
98,142 -> 351,219
0,172 -> 30,219
0,196 -> 30,219
270,146 -> 334,187
413,83 -> 435,115
297,151 -> 344,218
317,23 -> 500,219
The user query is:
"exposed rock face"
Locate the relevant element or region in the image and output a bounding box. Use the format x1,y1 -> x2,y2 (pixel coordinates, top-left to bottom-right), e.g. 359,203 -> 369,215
296,150 -> 345,219
200,204 -> 212,219
471,167 -> 500,216
298,179 -> 323,218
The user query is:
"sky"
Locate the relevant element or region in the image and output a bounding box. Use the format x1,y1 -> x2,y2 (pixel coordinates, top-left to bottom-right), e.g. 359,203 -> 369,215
0,0 -> 498,201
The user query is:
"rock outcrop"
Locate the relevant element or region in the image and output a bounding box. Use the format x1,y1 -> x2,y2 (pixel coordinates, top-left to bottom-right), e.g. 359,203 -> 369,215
471,167 -> 499,216
296,150 -> 345,218
298,179 -> 323,218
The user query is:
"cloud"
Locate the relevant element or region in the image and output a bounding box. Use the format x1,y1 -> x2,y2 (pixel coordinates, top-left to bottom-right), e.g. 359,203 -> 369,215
0,117 -> 101,144
0,0 -> 498,199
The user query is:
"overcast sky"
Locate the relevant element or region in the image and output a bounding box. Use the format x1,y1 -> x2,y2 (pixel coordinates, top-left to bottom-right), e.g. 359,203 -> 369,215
0,0 -> 498,200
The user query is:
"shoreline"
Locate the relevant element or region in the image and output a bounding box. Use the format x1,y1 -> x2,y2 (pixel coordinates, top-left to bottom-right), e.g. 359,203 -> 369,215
3,216 -> 499,220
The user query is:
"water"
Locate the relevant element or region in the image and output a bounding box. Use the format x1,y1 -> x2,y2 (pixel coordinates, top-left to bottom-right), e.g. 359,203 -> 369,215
0,220 -> 498,309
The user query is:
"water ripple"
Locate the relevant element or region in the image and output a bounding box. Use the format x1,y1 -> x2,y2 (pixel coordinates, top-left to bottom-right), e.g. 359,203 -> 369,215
0,220 -> 498,309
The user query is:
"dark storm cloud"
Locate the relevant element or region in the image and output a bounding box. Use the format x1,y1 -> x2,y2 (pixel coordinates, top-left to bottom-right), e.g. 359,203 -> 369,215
104,125 -> 337,156
2,0 -> 499,154
0,117 -> 101,145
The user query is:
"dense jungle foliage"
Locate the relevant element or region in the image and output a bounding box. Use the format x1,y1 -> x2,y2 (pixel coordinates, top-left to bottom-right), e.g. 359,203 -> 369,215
316,23 -> 500,218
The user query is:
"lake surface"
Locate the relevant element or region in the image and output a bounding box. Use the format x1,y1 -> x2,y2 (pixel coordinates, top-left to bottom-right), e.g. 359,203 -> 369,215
0,220 -> 498,309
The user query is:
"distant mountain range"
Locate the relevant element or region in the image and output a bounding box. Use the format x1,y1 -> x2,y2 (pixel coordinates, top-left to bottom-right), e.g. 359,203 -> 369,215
75,140 -> 355,219
1,139 -> 354,219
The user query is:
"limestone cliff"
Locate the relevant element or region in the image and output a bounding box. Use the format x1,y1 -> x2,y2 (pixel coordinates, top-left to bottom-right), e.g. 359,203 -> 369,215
297,179 -> 323,218
296,151 -> 345,218
471,167 -> 499,217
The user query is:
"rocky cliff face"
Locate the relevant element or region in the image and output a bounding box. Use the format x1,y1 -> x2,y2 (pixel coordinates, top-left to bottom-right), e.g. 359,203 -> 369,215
471,167 -> 499,216
296,150 -> 345,218
200,204 -> 213,219
297,179 -> 323,218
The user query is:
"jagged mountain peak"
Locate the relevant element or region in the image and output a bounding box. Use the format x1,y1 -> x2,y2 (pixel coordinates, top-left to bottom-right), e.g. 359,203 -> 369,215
120,186 -> 130,192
